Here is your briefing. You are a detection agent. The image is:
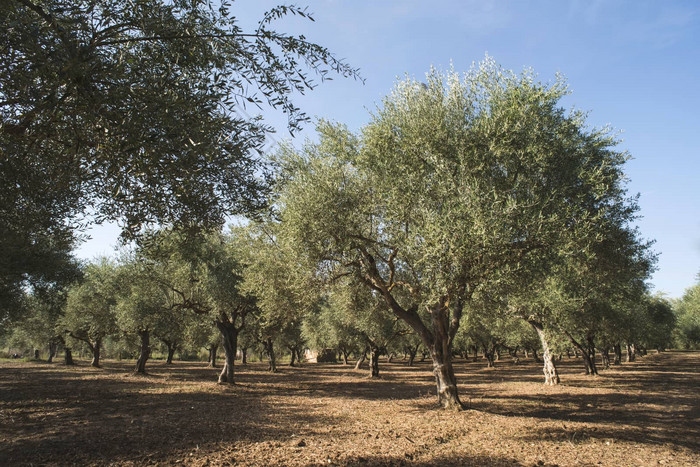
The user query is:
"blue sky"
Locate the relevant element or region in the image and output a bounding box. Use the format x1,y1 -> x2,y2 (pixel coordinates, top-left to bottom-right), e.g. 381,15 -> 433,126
77,0 -> 700,298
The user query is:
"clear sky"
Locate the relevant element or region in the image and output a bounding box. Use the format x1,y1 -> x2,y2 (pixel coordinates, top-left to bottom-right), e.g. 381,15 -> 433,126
77,0 -> 700,299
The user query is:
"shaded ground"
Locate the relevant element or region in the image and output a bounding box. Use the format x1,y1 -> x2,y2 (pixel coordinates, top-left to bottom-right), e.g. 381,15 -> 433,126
1,351 -> 698,466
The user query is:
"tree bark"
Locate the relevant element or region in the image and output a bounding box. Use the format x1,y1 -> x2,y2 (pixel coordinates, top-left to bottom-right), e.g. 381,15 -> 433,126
208,344 -> 218,368
164,341 -> 176,364
216,321 -> 239,384
600,347 -> 610,370
341,348 -> 350,365
613,343 -> 622,365
626,343 -> 636,362
428,304 -> 464,410
368,344 -> 380,378
265,337 -> 277,373
64,347 -> 74,365
354,349 -> 367,370
90,338 -> 101,367
565,332 -> 597,375
47,341 -> 58,363
135,330 -> 150,374
33,349 -> 40,359
241,347 -> 247,365
529,321 -> 560,385
406,344 -> 419,366
483,343 -> 496,368
289,347 -> 296,367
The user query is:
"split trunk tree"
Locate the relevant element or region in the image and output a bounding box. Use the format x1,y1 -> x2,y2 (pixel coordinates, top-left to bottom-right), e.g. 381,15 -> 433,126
529,321 -> 560,385
135,329 -> 150,374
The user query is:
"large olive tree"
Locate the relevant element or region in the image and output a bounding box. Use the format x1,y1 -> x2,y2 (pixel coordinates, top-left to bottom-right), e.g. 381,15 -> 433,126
278,59 -> 639,409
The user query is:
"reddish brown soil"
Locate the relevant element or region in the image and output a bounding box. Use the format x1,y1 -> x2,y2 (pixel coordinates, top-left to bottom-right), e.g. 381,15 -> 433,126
1,351 -> 698,466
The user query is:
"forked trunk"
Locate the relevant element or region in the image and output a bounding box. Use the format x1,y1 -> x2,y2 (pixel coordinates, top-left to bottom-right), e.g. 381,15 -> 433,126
565,332 -> 597,375
165,342 -> 176,364
354,348 -> 367,370
626,343 -> 636,362
135,330 -> 150,374
341,349 -> 350,365
368,345 -> 380,378
613,343 -> 622,365
529,321 -> 560,385
47,341 -> 58,363
483,344 -> 496,368
216,321 -> 239,384
428,307 -> 463,410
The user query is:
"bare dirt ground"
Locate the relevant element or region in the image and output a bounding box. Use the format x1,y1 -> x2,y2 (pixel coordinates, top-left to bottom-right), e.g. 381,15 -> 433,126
1,351 -> 698,466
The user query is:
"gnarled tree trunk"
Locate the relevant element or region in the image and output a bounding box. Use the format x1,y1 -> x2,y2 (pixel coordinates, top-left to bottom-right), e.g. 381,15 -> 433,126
565,332 -> 597,375
217,321 -> 239,384
368,344 -> 380,378
613,343 -> 622,365
64,347 -> 74,365
47,340 -> 58,363
208,344 -> 218,368
406,344 -> 419,366
135,330 -> 150,374
354,349 -> 367,370
626,343 -> 636,362
90,338 -> 101,367
529,321 -> 560,385
265,337 -> 277,373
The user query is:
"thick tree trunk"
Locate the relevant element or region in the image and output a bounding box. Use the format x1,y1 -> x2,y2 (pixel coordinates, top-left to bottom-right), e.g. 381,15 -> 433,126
354,349 -> 367,370
407,344 -> 419,366
47,341 -> 58,363
472,346 -> 478,362
613,343 -> 622,365
208,344 -> 218,368
241,347 -> 247,365
265,337 -> 277,373
368,345 -> 380,378
532,348 -> 542,363
90,338 -> 101,367
626,343 -> 636,362
33,349 -> 40,359
341,349 -> 350,365
529,321 -> 560,385
216,321 -> 239,384
565,332 -> 597,375
428,306 -> 464,410
64,348 -> 74,365
135,330 -> 150,374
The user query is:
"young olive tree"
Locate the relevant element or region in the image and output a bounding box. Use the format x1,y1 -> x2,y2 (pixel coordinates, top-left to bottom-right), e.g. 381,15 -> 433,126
278,59 -> 636,409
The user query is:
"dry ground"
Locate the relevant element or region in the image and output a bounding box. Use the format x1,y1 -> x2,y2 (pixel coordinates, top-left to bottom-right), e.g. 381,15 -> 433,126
1,351 -> 698,466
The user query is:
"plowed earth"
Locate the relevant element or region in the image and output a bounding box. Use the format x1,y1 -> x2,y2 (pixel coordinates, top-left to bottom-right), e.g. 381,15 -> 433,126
1,351 -> 698,466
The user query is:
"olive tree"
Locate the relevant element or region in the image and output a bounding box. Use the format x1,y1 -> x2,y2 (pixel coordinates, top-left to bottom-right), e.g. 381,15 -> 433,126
62,259 -> 120,367
278,59 -> 636,409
